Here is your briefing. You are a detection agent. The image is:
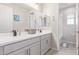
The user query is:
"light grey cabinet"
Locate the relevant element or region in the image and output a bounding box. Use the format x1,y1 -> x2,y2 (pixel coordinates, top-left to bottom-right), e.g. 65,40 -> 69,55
0,33 -> 52,55
8,42 -> 40,55
4,37 -> 40,55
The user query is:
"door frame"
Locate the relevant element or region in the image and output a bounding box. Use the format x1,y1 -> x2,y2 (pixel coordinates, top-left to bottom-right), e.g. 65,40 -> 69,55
75,3 -> 78,54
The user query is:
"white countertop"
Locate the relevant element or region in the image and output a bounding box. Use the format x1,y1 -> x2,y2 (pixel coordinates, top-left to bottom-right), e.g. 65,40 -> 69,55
0,31 -> 52,46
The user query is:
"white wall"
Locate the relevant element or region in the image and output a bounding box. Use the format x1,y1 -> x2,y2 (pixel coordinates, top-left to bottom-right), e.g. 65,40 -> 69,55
42,3 -> 59,50
0,4 -> 13,33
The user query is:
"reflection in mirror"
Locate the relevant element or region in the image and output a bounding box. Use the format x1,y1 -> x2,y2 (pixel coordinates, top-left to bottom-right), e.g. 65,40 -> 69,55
26,11 -> 37,34
28,12 -> 36,29
41,15 -> 50,28
43,16 -> 47,27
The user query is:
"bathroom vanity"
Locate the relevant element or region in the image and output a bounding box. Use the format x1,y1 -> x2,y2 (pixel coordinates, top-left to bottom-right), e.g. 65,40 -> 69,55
0,31 -> 52,55
0,4 -> 52,55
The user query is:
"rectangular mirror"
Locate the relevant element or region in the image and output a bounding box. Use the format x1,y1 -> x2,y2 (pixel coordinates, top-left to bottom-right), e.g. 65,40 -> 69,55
41,15 -> 50,28
0,3 -> 50,33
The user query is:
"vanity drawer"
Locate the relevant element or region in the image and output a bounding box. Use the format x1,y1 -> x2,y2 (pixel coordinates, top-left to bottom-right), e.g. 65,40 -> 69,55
4,37 -> 40,54
41,33 -> 51,40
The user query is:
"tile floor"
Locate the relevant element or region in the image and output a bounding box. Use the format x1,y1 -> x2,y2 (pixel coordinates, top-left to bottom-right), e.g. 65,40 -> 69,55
46,47 -> 77,55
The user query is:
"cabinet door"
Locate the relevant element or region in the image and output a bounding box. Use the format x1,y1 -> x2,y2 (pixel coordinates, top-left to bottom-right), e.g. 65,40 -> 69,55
41,39 -> 48,55
45,38 -> 51,50
48,36 -> 52,49
45,39 -> 49,50
29,42 -> 40,55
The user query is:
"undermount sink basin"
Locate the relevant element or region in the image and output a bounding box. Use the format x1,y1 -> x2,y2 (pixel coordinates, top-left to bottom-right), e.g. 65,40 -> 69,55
26,29 -> 36,34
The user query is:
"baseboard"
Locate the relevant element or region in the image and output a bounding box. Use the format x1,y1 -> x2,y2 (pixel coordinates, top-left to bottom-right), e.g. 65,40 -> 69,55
51,48 -> 58,51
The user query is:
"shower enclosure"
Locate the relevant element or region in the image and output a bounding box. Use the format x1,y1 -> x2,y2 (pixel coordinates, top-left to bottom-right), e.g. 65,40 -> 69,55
59,3 -> 78,52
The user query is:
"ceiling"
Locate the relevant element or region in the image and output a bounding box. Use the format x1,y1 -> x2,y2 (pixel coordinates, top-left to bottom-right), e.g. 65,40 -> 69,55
59,3 -> 76,10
